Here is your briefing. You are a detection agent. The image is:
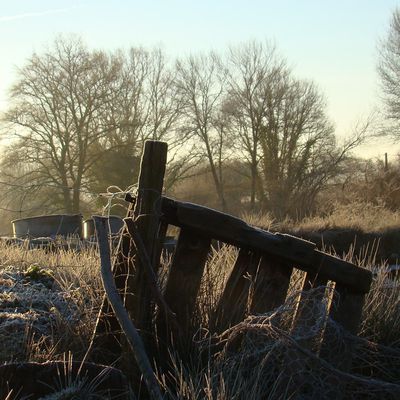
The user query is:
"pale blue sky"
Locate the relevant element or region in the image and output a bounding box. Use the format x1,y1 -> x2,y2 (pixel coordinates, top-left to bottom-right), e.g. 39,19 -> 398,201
0,0 -> 399,158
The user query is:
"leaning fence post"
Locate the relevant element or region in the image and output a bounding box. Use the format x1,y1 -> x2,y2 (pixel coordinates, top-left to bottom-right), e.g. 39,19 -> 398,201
93,216 -> 163,400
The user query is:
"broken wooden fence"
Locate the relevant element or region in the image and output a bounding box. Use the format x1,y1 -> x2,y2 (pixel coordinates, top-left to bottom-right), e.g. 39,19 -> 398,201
90,140 -> 372,375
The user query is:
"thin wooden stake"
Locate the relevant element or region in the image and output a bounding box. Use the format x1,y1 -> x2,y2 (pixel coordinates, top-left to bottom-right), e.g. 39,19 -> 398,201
93,216 -> 163,400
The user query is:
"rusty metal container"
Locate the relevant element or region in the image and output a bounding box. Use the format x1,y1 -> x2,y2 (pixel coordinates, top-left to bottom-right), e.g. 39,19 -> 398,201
12,214 -> 83,238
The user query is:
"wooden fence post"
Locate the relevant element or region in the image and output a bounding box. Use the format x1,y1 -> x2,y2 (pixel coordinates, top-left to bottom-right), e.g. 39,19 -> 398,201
90,140 -> 167,363
320,283 -> 367,371
250,255 -> 293,314
291,271 -> 329,352
158,228 -> 211,352
214,248 -> 260,331
125,140 -> 168,344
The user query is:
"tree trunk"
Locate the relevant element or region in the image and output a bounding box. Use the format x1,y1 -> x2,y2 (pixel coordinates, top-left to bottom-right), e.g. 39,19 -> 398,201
72,183 -> 81,213
205,141 -> 227,211
62,187 -> 73,214
250,158 -> 258,211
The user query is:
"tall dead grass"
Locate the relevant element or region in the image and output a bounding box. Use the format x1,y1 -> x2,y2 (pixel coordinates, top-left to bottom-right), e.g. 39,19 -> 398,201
0,241 -> 102,362
0,214 -> 399,398
243,201 -> 400,233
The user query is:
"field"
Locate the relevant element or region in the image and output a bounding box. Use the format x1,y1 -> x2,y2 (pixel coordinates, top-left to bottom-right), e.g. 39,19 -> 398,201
0,206 -> 400,399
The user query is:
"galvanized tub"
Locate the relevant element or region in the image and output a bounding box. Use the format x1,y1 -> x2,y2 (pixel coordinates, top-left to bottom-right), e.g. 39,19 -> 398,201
12,214 -> 83,238
83,216 -> 124,240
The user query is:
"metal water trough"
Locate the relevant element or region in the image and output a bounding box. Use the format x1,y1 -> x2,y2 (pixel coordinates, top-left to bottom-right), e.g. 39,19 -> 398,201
12,214 -> 83,238
83,216 -> 124,240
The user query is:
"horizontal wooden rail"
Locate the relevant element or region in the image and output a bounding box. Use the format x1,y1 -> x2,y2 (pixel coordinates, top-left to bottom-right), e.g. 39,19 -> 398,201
160,197 -> 372,294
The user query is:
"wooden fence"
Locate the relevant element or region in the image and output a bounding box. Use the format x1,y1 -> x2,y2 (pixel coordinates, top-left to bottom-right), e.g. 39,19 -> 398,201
90,140 -> 373,377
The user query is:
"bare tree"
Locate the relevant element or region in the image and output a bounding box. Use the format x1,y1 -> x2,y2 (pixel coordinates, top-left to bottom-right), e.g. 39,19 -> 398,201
225,41 -> 285,210
258,75 -> 335,217
378,8 -> 400,138
225,41 -> 366,217
146,48 -> 182,141
88,47 -> 184,195
1,40 -> 185,213
1,37 -> 122,213
175,52 -> 230,210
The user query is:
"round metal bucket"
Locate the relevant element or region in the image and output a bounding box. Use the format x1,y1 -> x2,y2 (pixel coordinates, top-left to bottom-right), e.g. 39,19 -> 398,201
12,214 -> 83,238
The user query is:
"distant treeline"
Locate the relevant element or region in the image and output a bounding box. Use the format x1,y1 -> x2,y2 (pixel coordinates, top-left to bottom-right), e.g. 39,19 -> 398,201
0,35 -> 387,226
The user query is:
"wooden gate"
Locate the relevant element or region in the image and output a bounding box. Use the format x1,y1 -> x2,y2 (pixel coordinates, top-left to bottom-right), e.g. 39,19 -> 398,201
90,140 -> 372,379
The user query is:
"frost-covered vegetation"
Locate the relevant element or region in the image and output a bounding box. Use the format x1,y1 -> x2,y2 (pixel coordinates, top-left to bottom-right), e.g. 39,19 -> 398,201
0,214 -> 399,398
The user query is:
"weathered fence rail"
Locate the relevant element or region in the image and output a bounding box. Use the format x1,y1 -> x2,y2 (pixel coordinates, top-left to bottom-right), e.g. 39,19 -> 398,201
90,140 -> 373,388
160,196 -> 371,292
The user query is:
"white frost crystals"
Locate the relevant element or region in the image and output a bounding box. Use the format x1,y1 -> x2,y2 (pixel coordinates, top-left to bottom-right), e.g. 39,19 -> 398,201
0,266 -> 79,360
